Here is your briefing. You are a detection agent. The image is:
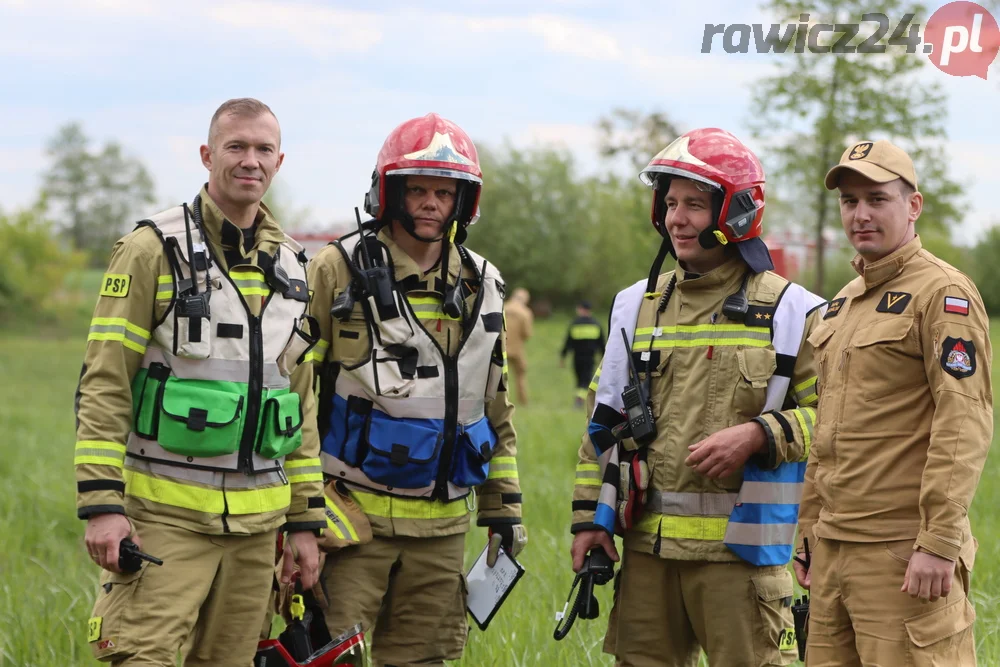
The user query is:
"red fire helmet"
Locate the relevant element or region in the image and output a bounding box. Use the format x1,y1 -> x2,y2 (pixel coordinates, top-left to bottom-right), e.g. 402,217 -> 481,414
639,128 -> 772,272
365,113 -> 483,229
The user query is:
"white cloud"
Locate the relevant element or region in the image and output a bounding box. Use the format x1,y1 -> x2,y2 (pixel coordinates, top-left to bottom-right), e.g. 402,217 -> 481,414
202,2 -> 383,55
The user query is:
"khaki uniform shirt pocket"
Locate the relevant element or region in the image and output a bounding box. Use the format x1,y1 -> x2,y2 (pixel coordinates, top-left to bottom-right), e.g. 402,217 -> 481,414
850,317 -> 919,401
733,347 -> 776,421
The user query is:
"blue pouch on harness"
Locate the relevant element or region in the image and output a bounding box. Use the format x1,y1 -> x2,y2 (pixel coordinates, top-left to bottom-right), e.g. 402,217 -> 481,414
450,417 -> 498,488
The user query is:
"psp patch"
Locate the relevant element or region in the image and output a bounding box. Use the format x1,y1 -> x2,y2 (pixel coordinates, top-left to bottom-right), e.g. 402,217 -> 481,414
941,337 -> 976,379
778,627 -> 797,651
824,297 -> 846,319
876,291 -> 912,314
99,274 -> 131,298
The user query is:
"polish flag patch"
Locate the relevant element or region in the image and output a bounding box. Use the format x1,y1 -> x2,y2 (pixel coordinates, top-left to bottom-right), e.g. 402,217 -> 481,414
944,296 -> 969,315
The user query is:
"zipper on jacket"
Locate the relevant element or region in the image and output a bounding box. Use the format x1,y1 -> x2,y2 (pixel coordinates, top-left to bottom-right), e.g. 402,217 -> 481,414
239,314 -> 264,474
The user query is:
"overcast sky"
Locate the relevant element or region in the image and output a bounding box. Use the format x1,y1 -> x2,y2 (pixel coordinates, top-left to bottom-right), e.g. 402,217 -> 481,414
2,0 -> 998,243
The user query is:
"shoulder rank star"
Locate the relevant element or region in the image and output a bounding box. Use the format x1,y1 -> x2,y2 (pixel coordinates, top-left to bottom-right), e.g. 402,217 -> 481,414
941,337 -> 976,379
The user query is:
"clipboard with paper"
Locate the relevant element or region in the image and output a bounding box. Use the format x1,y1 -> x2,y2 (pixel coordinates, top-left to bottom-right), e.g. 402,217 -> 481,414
464,541 -> 525,631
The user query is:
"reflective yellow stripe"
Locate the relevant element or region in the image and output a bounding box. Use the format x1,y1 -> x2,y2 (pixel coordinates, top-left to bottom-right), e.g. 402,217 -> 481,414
793,407 -> 815,461
88,317 -> 150,353
488,456 -> 518,480
634,324 -> 768,335
89,317 -> 151,339
325,495 -> 360,542
351,490 -> 468,519
570,324 -> 601,340
285,458 -> 321,468
156,275 -> 174,300
640,338 -> 769,350
793,376 -> 818,406
230,270 -> 267,282
589,367 -> 601,392
408,296 -> 461,321
284,458 -> 323,484
325,513 -> 347,540
305,339 -> 329,364
74,441 -> 127,468
502,350 -> 508,375
634,513 -> 729,541
576,463 -> 599,472
123,470 -> 290,515
575,478 -> 601,486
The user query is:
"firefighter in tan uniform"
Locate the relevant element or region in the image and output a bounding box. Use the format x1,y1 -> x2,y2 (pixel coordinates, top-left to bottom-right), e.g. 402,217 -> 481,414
504,287 -> 534,404
795,140 -> 992,665
76,98 -> 325,666
306,113 -> 526,667
570,128 -> 826,667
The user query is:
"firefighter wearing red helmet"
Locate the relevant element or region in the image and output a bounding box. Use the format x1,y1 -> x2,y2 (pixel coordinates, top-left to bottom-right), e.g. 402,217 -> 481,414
569,128 -> 826,665
304,113 -> 525,666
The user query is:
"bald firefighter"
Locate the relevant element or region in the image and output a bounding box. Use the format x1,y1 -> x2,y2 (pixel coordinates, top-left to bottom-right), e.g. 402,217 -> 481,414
569,128 -> 825,667
795,140 -> 992,665
306,113 -> 526,667
76,98 -> 325,666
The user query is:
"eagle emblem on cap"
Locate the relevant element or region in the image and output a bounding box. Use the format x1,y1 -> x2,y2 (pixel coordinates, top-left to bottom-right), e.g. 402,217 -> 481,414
849,142 -> 873,160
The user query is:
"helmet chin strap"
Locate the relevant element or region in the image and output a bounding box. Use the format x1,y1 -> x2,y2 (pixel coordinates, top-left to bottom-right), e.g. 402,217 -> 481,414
395,211 -> 447,244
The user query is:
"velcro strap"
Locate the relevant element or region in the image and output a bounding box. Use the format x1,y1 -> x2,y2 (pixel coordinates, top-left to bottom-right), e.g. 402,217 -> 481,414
187,407 -> 208,431
217,323 -> 244,339
501,493 -> 523,505
78,480 -> 126,494
390,444 -> 409,467
307,496 -> 325,508
339,329 -> 360,339
417,365 -> 439,378
573,499 -> 598,512
775,354 -> 796,378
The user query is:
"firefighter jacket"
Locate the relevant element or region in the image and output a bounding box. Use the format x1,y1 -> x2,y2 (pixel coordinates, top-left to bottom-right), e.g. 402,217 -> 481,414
74,187 -> 326,536
306,225 -> 522,539
572,258 -> 824,562
561,315 -> 605,364
799,236 -> 992,563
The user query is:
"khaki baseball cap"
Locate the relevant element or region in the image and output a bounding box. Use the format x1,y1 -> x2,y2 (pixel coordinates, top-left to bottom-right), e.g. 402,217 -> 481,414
824,139 -> 918,191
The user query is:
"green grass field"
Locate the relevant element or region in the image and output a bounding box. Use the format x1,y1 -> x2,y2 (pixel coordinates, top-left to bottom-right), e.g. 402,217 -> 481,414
2,316 -> 998,666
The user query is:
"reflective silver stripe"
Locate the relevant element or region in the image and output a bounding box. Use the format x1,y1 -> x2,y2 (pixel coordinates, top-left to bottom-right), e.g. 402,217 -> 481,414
126,432 -> 285,479
487,462 -> 517,473
143,348 -> 289,388
632,328 -> 771,345
723,521 -> 797,546
125,457 -> 285,488
738,481 -> 803,505
286,463 -> 322,478
646,490 -> 738,516
90,324 -> 150,350
575,469 -> 601,480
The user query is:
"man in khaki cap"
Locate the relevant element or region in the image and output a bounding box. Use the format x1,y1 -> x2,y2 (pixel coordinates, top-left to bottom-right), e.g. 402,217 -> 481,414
504,287 -> 534,404
795,139 -> 992,664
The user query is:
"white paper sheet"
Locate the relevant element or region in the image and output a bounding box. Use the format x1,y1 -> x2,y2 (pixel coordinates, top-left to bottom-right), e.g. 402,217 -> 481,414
465,541 -> 524,630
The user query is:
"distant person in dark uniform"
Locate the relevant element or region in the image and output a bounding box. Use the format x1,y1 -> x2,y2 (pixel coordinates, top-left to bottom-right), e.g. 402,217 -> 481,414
561,300 -> 605,408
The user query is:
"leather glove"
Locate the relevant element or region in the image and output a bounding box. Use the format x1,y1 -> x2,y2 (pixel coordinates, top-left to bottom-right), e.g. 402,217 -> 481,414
486,523 -> 527,567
